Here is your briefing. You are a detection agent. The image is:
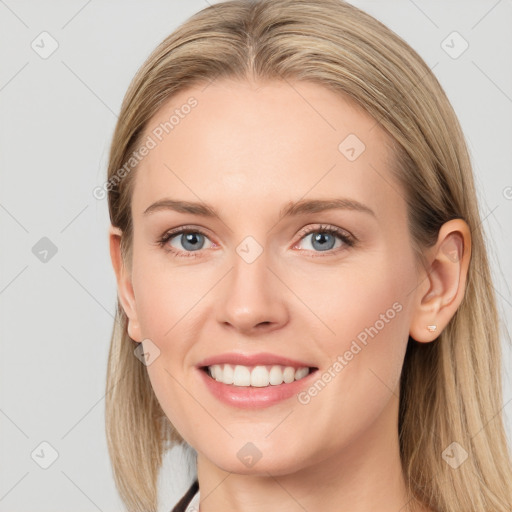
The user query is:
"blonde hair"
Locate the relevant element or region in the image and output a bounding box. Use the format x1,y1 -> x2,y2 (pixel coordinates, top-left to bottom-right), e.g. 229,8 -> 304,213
104,1 -> 512,510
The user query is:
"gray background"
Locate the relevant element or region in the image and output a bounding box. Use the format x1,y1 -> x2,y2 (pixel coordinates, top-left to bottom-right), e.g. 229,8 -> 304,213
0,1 -> 511,510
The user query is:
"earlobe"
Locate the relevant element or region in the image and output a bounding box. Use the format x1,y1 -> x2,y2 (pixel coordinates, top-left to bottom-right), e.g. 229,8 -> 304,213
409,219 -> 471,343
108,225 -> 142,342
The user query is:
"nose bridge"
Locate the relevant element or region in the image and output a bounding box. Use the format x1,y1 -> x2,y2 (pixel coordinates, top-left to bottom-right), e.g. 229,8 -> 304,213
216,234 -> 287,332
232,237 -> 270,292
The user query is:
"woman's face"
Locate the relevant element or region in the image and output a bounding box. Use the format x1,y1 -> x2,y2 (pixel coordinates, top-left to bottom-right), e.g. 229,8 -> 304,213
115,79 -> 423,475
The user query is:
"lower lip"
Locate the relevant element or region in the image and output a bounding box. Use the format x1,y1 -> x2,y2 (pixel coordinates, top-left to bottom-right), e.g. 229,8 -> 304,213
197,367 -> 318,409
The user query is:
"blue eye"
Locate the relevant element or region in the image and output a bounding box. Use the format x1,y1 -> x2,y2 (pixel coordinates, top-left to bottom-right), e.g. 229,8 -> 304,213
296,226 -> 354,253
158,228 -> 214,257
157,224 -> 355,258
173,232 -> 206,251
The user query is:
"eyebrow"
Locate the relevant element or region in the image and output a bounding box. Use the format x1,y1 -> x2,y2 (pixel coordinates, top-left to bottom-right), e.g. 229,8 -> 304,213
143,197 -> 375,219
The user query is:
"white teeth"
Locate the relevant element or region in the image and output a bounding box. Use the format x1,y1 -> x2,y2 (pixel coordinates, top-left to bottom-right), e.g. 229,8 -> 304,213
251,366 -> 269,387
207,364 -> 311,387
223,363 -> 234,384
211,364 -> 221,381
233,365 -> 251,386
269,365 -> 283,385
295,367 -> 309,380
283,366 -> 295,383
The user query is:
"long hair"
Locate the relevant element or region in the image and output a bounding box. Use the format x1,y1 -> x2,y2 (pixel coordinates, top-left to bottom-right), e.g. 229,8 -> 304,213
104,1 -> 512,510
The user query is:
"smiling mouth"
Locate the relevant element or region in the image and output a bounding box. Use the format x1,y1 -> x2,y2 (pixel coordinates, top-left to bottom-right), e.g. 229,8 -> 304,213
201,364 -> 318,387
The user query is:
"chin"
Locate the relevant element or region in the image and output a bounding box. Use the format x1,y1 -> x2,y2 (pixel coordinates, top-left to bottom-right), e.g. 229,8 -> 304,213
208,449 -> 307,477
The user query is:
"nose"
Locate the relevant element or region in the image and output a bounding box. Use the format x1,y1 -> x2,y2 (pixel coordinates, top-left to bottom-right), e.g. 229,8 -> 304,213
216,247 -> 289,335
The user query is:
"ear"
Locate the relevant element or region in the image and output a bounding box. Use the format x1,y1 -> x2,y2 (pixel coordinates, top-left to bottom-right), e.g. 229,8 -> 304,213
409,219 -> 471,343
109,225 -> 142,342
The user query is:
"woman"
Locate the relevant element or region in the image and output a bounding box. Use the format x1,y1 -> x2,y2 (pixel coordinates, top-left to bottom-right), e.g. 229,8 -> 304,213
104,1 -> 512,511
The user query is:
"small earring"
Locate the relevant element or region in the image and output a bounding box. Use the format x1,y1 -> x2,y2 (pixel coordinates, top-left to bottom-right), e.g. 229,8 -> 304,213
426,325 -> 437,332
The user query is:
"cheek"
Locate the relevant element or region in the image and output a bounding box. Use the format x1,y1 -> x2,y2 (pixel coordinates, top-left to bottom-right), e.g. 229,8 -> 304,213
291,279 -> 409,451
295,252 -> 413,399
131,259 -> 205,441
288,251 -> 410,341
130,248 -> 207,340
144,355 -> 194,442
129,251 -> 215,427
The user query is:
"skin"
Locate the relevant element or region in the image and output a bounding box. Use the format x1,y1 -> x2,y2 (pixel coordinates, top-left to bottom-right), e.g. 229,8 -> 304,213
109,78 -> 471,512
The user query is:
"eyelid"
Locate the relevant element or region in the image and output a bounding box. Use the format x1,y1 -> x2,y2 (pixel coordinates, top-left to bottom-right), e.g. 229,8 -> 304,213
295,223 -> 354,243
156,225 -> 214,256
157,223 -> 356,258
292,224 -> 356,255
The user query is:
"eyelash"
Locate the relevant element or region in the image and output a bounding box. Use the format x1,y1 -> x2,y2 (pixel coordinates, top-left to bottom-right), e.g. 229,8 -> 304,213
156,224 -> 356,259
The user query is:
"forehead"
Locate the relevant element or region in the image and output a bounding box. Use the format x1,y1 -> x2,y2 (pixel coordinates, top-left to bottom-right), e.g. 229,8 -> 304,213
132,78 -> 401,220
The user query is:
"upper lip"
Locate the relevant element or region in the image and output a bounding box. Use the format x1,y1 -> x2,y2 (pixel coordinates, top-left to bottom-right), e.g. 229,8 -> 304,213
197,352 -> 317,369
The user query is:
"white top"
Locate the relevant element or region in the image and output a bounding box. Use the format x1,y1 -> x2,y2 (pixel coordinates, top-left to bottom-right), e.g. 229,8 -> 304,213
184,489 -> 200,512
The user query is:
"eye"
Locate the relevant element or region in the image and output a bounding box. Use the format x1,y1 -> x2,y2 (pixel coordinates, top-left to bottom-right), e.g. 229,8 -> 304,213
157,223 -> 356,258
293,224 -> 356,256
157,226 -> 214,258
